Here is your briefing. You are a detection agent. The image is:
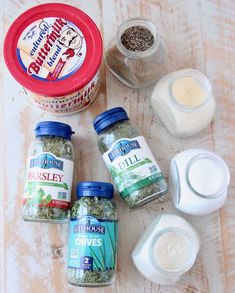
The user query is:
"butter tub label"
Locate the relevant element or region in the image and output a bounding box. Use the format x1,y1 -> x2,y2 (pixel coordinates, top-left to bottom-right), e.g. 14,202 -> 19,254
30,71 -> 100,114
68,216 -> 118,271
17,17 -> 87,81
103,136 -> 163,198
22,152 -> 74,209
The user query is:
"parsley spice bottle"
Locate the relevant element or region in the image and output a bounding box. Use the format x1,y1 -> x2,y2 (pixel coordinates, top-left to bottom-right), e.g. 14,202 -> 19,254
68,181 -> 117,287
22,121 -> 74,223
93,107 -> 168,209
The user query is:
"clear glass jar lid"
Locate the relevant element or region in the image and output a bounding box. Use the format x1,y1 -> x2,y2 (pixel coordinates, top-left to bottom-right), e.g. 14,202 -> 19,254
186,153 -> 230,198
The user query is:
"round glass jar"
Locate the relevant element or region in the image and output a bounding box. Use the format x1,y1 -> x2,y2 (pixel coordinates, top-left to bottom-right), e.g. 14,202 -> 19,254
132,214 -> 200,285
151,69 -> 216,137
93,107 -> 168,209
68,181 -> 117,287
105,17 -> 168,88
169,148 -> 230,215
4,3 -> 103,115
22,121 -> 74,223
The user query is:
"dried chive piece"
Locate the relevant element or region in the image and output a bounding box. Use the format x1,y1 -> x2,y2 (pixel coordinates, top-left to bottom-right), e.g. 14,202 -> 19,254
121,26 -> 154,52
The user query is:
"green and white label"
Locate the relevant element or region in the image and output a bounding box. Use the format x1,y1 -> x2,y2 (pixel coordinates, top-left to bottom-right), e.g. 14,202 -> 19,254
22,152 -> 74,209
103,136 -> 163,198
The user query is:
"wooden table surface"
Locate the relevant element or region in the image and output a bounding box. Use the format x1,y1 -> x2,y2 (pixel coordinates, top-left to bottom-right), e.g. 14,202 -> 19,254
1,0 -> 235,292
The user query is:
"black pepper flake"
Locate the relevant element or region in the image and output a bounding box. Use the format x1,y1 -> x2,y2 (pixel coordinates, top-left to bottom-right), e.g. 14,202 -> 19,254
121,26 -> 154,52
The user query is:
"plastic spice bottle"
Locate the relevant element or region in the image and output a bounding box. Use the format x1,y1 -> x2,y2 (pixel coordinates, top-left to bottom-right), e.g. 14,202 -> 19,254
22,121 -> 74,223
68,181 -> 118,287
93,107 -> 168,209
169,149 -> 230,215
132,214 -> 200,285
105,17 -> 168,88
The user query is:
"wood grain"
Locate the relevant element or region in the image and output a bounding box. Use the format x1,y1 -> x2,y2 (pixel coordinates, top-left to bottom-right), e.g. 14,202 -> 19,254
1,0 -> 235,292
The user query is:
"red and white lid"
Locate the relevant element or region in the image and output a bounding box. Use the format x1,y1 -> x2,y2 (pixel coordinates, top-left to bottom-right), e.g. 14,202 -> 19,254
4,3 -> 103,97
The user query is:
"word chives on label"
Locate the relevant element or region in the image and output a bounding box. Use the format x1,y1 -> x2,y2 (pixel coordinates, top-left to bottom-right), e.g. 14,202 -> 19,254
68,182 -> 117,287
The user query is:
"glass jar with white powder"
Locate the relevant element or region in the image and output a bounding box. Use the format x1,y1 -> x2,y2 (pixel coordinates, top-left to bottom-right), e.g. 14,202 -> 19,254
132,214 -> 200,285
151,69 -> 216,137
169,149 -> 230,215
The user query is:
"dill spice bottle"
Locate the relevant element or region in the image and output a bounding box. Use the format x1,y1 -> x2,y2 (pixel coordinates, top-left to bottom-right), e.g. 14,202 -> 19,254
93,107 -> 168,209
68,181 -> 117,287
22,121 -> 75,223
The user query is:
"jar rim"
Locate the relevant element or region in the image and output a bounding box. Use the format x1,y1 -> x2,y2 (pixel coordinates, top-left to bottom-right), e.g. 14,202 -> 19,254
186,153 -> 230,198
150,227 -> 197,276
116,17 -> 160,59
169,69 -> 212,112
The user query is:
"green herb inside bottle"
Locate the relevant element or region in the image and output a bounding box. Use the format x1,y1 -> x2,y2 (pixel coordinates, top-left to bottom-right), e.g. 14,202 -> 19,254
68,182 -> 117,287
22,122 -> 74,223
93,107 -> 168,209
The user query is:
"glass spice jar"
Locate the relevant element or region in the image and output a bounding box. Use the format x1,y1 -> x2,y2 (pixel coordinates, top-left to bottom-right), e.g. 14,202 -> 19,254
169,149 -> 230,215
105,17 -> 168,88
132,214 -> 200,285
93,107 -> 168,209
151,69 -> 216,137
22,121 -> 75,223
68,181 -> 118,287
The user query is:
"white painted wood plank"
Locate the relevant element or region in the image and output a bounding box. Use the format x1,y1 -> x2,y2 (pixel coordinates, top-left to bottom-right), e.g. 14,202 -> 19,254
0,0 -> 235,292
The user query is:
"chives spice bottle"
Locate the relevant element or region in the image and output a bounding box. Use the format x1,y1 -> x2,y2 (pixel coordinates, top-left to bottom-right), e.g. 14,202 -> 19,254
93,107 -> 167,209
68,182 -> 117,287
22,121 -> 74,223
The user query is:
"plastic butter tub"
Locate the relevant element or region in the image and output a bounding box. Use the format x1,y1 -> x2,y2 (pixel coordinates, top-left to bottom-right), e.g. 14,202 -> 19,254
4,3 -> 103,115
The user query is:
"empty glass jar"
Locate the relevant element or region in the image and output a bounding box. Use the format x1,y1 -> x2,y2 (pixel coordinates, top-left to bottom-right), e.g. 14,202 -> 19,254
105,17 -> 168,88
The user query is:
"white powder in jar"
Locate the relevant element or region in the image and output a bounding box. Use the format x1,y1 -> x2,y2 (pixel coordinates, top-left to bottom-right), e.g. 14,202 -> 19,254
153,231 -> 192,271
187,156 -> 224,197
172,76 -> 206,108
151,69 -> 216,137
132,214 -> 200,285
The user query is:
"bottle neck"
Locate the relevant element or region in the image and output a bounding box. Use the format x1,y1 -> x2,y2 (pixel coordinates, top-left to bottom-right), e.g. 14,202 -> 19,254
116,17 -> 160,59
98,119 -> 129,135
36,135 -> 69,142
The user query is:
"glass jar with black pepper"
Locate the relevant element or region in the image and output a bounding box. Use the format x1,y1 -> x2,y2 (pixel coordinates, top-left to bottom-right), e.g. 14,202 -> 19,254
68,181 -> 118,287
22,121 -> 75,223
105,17 -> 168,88
93,107 -> 168,209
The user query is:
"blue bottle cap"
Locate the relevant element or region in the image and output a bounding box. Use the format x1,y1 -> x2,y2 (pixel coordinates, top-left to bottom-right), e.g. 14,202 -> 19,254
35,121 -> 74,140
77,181 -> 114,198
93,107 -> 129,134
